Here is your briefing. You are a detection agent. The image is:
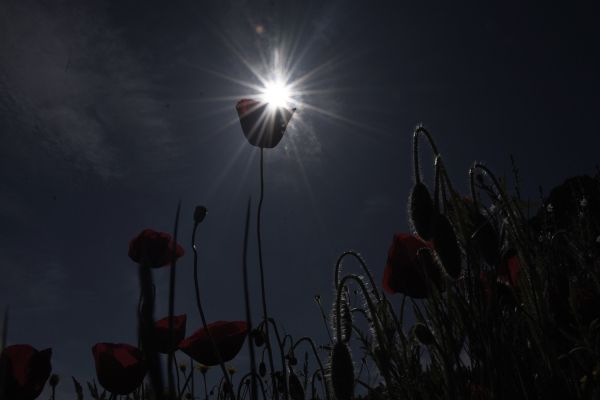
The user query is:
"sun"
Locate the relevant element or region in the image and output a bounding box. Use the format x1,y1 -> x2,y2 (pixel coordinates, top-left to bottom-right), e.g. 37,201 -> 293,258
261,80 -> 292,109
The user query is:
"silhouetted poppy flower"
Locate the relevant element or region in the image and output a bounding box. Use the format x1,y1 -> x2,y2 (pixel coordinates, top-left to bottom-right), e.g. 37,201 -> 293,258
235,99 -> 296,148
91,343 -> 147,396
382,233 -> 444,299
155,314 -> 187,354
0,344 -> 52,400
466,383 -> 489,399
128,229 -> 185,268
179,321 -> 248,366
497,249 -> 521,286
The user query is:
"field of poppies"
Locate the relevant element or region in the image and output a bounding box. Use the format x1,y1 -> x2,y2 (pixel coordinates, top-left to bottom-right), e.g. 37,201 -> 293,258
2,106 -> 600,400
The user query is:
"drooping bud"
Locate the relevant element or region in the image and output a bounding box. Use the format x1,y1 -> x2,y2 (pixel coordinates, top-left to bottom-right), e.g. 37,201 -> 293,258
259,361 -> 267,377
409,182 -> 435,241
432,213 -> 462,279
252,328 -> 265,347
288,368 -> 306,400
329,342 -> 354,400
471,212 -> 499,265
412,322 -> 435,346
194,206 -> 207,225
341,302 -> 353,343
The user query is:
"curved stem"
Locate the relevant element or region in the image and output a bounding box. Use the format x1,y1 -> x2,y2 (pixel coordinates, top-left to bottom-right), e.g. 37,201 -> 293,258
237,372 -> 267,400
335,275 -> 394,394
290,337 -> 331,400
265,318 -> 289,400
256,148 -> 279,400
192,223 -> 235,399
413,126 -> 441,184
334,251 -> 381,303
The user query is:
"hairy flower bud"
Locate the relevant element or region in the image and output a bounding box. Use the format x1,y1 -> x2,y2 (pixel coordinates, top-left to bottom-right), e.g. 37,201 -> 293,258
329,342 -> 354,400
194,206 -> 207,225
472,212 -> 499,265
259,361 -> 267,377
288,369 -> 305,400
412,322 -> 435,346
409,182 -> 435,241
432,213 -> 462,279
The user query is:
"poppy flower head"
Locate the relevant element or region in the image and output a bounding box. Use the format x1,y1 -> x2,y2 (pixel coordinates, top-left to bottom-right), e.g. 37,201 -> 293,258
382,233 -> 444,299
0,344 -> 52,400
235,99 -> 295,149
497,248 -> 521,286
128,229 -> 185,269
91,343 -> 147,396
179,321 -> 248,366
155,314 -> 187,354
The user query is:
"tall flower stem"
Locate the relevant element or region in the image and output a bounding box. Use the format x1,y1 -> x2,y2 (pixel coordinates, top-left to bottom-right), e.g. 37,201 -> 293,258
192,220 -> 235,399
167,202 -> 181,399
256,147 -> 278,400
243,198 -> 258,400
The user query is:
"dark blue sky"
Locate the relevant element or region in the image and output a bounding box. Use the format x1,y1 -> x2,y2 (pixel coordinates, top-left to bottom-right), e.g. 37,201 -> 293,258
1,1 -> 599,398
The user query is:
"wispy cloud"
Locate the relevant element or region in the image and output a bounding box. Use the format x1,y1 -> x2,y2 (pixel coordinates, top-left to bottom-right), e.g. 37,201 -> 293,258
0,1 -> 178,182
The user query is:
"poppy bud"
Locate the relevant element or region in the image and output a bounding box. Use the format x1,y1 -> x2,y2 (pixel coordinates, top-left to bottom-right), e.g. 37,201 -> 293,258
194,206 -> 207,225
412,323 -> 435,346
254,331 -> 265,348
288,369 -> 305,400
290,356 -> 298,366
49,373 -> 60,388
342,303 -> 353,343
432,213 -> 462,279
259,361 -> 267,377
409,182 -> 435,241
471,212 -> 499,265
329,342 -> 354,400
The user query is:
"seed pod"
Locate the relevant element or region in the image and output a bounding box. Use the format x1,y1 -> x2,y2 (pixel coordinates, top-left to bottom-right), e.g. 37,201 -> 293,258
194,206 -> 207,225
329,342 -> 354,400
412,322 -> 435,346
432,213 -> 462,279
409,182 -> 435,241
341,302 -> 353,343
288,369 -> 305,400
259,361 -> 267,377
472,212 -> 499,265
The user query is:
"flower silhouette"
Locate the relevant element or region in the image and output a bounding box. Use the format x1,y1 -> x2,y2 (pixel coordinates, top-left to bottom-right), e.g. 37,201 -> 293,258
155,314 -> 187,354
0,344 -> 52,400
382,233 -> 444,299
91,343 -> 147,396
179,321 -> 248,366
235,99 -> 296,148
128,229 -> 185,268
497,248 -> 521,286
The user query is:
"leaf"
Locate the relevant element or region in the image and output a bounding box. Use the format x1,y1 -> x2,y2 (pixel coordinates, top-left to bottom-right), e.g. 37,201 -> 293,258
72,376 -> 84,400
501,172 -> 507,195
87,382 -> 99,400
99,389 -> 106,400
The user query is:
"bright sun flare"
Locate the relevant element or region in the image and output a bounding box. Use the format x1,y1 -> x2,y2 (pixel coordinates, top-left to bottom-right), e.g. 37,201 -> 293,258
262,81 -> 291,108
